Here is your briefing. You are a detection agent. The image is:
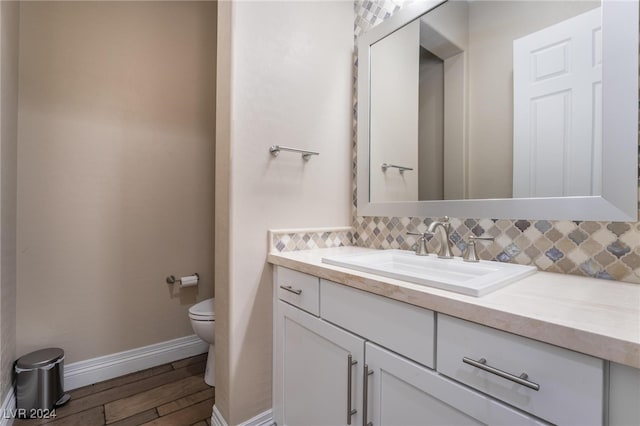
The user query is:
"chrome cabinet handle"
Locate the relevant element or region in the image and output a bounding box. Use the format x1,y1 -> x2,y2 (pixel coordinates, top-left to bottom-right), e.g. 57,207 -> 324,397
463,357 -> 540,391
279,285 -> 302,295
347,355 -> 358,425
362,364 -> 373,426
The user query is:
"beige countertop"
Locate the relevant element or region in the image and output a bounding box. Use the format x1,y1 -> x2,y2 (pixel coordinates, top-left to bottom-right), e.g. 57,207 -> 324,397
268,246 -> 640,369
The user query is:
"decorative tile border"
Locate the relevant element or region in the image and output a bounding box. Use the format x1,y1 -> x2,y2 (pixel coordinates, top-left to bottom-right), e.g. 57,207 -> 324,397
268,227 -> 353,253
352,1 -> 640,284
354,0 -> 407,37
353,217 -> 640,283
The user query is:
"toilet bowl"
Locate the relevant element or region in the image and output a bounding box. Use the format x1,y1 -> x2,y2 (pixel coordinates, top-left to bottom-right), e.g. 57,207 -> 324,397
189,298 -> 215,386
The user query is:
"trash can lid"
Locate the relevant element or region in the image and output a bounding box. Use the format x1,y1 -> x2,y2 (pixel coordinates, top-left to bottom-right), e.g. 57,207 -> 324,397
16,348 -> 64,369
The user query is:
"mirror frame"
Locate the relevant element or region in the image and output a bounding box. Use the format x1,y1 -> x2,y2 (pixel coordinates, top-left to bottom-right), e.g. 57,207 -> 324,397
357,0 -> 638,221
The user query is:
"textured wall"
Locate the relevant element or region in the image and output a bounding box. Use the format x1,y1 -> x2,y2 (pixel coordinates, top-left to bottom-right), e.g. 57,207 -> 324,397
352,0 -> 640,284
16,1 -> 216,363
0,0 -> 19,402
216,2 -> 354,423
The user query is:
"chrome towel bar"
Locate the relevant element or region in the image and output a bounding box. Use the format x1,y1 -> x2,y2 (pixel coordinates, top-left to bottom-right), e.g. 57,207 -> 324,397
381,163 -> 413,172
269,145 -> 319,160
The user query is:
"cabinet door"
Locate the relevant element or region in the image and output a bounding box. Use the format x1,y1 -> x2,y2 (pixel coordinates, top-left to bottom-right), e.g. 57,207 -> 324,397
609,362 -> 640,426
364,343 -> 547,426
275,301 -> 365,426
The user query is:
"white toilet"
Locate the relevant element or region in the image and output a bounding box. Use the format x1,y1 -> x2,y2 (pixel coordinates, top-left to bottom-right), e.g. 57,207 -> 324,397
189,298 -> 215,386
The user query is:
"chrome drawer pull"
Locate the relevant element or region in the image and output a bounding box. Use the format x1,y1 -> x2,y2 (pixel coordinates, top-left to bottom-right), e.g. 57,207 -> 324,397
462,357 -> 540,391
347,355 -> 358,424
363,364 -> 373,426
279,285 -> 302,295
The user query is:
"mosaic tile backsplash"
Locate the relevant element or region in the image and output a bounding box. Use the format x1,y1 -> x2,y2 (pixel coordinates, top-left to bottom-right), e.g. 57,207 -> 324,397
270,228 -> 353,253
351,0 -> 640,284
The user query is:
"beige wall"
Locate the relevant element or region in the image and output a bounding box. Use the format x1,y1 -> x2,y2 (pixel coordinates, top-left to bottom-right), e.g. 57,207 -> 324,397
17,1 -> 216,363
216,1 -> 353,423
0,0 -> 19,400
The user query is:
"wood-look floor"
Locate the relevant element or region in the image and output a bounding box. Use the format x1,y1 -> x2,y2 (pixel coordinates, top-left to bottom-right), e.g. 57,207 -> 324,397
15,353 -> 213,426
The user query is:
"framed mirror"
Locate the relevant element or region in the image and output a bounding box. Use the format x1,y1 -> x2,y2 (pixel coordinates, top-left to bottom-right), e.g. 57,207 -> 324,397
357,0 -> 638,221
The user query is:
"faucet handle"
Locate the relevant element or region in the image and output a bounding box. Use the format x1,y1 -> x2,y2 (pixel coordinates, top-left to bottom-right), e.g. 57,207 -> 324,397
407,231 -> 433,256
433,216 -> 450,224
463,236 -> 494,262
407,231 -> 435,237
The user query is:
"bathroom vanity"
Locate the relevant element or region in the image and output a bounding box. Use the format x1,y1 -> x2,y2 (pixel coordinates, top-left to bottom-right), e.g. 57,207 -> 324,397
269,247 -> 640,426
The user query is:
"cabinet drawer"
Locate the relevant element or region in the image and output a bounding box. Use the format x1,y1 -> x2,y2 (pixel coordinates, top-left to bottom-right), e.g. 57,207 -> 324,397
321,279 -> 435,368
275,267 -> 320,315
437,314 -> 604,425
366,342 -> 546,426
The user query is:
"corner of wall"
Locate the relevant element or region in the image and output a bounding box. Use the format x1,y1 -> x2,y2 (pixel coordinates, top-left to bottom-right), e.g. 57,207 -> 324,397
214,0 -> 232,421
0,0 -> 20,402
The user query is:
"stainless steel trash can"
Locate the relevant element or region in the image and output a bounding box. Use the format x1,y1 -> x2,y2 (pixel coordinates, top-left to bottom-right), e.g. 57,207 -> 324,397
15,348 -> 70,416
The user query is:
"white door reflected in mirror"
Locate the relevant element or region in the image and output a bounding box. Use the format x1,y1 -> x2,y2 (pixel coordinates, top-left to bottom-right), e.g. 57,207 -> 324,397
513,8 -> 602,198
368,0 -> 604,202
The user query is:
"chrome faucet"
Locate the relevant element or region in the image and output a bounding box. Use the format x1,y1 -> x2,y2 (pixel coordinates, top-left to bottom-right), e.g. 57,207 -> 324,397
428,216 -> 453,259
406,231 -> 433,256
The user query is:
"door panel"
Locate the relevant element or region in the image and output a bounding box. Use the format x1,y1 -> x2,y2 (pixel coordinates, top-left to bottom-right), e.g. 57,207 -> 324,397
276,301 -> 364,426
513,7 -> 602,197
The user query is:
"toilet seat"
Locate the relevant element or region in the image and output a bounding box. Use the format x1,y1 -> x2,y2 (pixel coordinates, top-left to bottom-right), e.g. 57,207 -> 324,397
189,298 -> 215,321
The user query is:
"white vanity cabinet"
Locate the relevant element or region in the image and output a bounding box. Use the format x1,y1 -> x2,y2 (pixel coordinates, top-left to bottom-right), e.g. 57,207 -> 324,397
272,265 -> 636,426
274,285 -> 544,426
273,267 -> 544,426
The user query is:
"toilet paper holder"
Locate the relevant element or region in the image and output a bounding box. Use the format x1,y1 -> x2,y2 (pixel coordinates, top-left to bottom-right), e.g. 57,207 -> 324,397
166,273 -> 199,285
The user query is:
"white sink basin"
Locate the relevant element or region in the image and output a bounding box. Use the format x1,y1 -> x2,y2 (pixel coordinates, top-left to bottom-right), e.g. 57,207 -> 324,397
321,250 -> 537,297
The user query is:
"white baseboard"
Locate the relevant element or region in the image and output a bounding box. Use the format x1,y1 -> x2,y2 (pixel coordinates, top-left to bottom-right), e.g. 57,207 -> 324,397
212,405 -> 226,426
0,388 -> 15,426
240,409 -> 273,426
0,335 -> 206,424
212,405 -> 273,426
65,334 -> 208,390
